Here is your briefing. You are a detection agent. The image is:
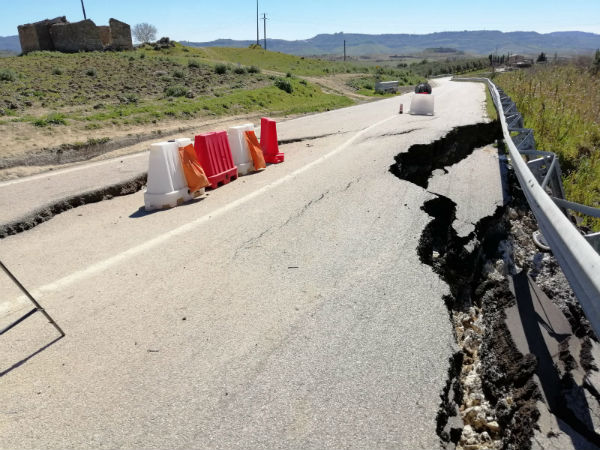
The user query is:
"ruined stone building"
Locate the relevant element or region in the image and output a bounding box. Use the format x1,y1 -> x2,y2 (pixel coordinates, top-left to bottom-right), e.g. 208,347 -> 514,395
18,17 -> 133,54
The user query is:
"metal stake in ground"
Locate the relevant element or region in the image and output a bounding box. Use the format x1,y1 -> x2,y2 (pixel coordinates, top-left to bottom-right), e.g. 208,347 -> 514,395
0,261 -> 65,337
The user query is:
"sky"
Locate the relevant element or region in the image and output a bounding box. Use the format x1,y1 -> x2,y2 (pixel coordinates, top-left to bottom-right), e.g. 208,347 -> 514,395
1,0 -> 599,41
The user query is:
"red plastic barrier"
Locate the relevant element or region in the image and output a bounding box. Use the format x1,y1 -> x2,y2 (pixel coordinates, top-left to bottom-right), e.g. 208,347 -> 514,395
194,131 -> 238,189
260,117 -> 285,164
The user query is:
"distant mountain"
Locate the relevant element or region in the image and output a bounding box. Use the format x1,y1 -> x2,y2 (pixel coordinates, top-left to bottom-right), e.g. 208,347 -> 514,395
182,30 -> 600,56
0,35 -> 20,54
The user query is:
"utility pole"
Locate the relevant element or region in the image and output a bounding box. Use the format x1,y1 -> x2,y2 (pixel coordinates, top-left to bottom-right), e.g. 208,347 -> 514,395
80,0 -> 87,20
344,39 -> 346,62
256,0 -> 259,46
262,13 -> 268,51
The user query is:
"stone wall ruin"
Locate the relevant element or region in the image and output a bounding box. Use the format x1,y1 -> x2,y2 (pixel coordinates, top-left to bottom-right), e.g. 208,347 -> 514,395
17,16 -> 133,54
18,16 -> 67,53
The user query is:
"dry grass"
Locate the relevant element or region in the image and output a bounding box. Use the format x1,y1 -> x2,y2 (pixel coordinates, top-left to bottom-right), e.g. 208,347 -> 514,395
496,64 -> 600,230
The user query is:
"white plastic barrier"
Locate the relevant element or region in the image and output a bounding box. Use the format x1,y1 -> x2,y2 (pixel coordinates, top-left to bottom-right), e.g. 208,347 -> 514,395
409,94 -> 435,116
176,138 -> 205,198
226,123 -> 255,175
144,141 -> 193,211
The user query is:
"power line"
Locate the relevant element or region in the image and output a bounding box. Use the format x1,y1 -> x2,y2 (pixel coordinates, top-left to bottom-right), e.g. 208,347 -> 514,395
256,0 -> 259,46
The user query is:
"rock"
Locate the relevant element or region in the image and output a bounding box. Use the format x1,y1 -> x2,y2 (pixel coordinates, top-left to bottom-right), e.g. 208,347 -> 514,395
480,431 -> 492,442
465,393 -> 484,407
486,420 -> 501,433
463,406 -> 488,430
463,329 -> 482,355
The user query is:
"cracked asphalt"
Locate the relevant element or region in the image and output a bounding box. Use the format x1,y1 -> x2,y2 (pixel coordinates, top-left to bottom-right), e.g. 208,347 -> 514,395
0,78 -> 501,449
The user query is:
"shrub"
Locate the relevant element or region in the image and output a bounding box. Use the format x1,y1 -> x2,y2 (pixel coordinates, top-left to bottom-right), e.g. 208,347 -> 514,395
286,72 -> 293,78
119,93 -> 139,104
86,67 -> 97,77
233,66 -> 247,74
299,79 -> 308,86
248,65 -> 260,74
52,67 -> 63,75
165,85 -> 189,97
215,64 -> 228,74
173,69 -> 185,78
0,68 -> 17,81
188,59 -> 200,68
139,53 -> 146,59
274,78 -> 293,94
46,112 -> 67,125
33,112 -> 67,127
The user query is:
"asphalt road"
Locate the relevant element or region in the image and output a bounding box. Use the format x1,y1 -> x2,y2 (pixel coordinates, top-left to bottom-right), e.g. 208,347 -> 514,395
0,78 -> 502,449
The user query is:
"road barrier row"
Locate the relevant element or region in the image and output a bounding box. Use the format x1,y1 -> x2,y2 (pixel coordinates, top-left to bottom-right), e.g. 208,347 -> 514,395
144,117 -> 282,211
454,77 -> 600,337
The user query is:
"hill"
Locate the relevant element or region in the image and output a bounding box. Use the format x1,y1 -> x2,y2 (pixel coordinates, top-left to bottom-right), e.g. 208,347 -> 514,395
182,30 -> 600,56
0,35 -> 20,54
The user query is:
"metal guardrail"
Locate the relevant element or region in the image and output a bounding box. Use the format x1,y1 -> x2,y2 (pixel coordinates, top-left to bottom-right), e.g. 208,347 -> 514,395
453,77 -> 600,337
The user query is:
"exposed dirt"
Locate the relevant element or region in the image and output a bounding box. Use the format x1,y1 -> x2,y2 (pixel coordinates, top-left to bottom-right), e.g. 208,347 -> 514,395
300,73 -> 376,101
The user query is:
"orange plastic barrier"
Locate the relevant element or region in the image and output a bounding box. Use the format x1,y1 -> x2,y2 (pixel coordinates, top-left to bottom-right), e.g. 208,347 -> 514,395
178,144 -> 209,193
194,131 -> 238,189
244,130 -> 266,171
260,117 -> 284,164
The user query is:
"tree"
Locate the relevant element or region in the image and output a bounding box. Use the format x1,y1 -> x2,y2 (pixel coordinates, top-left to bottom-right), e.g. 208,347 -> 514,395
132,23 -> 157,44
592,49 -> 600,75
537,52 -> 547,63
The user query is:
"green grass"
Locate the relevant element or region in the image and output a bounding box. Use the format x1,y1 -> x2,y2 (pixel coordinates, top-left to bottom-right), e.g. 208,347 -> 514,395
496,64 -> 600,230
69,78 -> 352,124
484,87 -> 498,121
0,45 -> 359,129
186,46 -> 370,76
32,112 -> 67,127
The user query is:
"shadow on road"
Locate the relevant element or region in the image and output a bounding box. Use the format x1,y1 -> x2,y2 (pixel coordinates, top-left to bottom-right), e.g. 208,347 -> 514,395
0,334 -> 64,378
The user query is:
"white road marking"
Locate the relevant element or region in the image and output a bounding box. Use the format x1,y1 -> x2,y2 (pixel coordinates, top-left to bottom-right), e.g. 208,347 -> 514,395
0,115 -> 397,316
0,151 -> 149,187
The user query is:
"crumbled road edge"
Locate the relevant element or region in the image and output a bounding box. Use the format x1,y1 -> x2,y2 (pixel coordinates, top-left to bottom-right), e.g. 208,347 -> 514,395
0,174 -> 147,238
389,123 -> 600,449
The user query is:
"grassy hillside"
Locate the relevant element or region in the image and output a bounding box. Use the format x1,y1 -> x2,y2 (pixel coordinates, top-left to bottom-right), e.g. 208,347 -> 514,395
496,64 -> 600,230
0,43 -> 490,173
0,45 -> 354,131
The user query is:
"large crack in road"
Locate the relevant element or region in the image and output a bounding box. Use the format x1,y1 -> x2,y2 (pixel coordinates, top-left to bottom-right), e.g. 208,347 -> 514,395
389,121 -> 545,449
390,121 -> 600,449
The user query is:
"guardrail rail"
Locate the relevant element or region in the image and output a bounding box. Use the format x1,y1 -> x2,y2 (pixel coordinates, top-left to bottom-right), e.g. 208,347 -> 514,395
453,77 -> 600,337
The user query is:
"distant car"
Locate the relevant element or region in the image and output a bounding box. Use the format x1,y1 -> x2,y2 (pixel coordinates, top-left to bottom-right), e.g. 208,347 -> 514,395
414,83 -> 432,94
